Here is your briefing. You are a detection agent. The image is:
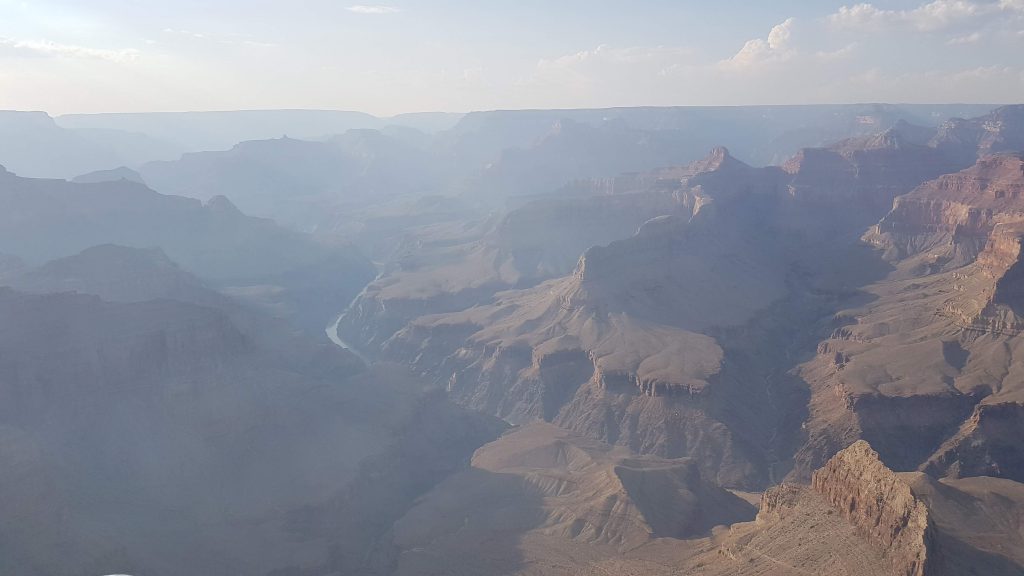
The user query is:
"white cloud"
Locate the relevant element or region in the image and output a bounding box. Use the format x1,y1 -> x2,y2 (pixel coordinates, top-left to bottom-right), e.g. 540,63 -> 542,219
724,18 -> 795,67
347,5 -> 402,14
0,37 -> 139,62
828,3 -> 888,28
517,14 -> 1023,113
905,1 -> 986,30
828,1 -> 1020,32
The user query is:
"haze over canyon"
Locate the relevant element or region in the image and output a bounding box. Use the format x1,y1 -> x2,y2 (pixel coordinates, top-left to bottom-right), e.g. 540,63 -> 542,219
4,1 -> 1024,575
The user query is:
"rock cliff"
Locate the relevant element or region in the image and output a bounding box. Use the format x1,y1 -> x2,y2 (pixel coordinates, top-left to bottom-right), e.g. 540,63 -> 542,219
811,441 -> 933,576
700,440 -> 1024,576
793,153 -> 1024,481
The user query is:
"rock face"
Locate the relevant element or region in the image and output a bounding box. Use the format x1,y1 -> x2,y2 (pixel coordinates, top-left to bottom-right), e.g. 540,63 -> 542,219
716,481 -> 909,576
782,126 -> 960,226
698,440 -> 1024,576
868,153 -> 1024,269
794,152 -> 1024,481
811,441 -> 933,576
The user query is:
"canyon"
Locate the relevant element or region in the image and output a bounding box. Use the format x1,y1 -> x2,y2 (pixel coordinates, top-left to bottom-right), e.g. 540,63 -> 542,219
2,103 -> 1024,574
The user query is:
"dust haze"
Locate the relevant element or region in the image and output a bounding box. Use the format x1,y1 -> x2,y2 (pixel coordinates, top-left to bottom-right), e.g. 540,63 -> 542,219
3,2 -> 1024,575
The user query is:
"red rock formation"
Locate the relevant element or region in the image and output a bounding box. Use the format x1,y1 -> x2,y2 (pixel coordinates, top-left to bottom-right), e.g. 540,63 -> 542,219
868,153 -> 1024,264
811,441 -> 934,576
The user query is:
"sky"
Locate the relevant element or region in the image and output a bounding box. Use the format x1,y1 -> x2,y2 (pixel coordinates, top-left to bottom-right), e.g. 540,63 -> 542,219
0,0 -> 1022,116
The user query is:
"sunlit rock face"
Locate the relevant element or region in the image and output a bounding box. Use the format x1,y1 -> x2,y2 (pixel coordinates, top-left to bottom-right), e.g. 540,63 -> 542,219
793,153 -> 1024,482
700,440 -> 1024,576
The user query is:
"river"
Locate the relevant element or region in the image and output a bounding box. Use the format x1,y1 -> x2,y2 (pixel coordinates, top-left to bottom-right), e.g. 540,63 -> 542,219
325,313 -> 371,364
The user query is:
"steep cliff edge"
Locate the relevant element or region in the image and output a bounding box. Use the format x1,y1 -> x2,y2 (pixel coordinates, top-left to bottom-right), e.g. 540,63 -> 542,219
867,153 -> 1024,267
793,153 -> 1024,482
699,440 -> 1024,575
810,441 -> 933,576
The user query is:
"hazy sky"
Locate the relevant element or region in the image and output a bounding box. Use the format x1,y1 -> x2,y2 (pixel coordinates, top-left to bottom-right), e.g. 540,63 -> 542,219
1,0 -> 1022,115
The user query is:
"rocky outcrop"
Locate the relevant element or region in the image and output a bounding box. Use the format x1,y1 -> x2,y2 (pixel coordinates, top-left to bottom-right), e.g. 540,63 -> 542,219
755,482 -> 804,522
952,224 -> 1024,334
784,127 -> 957,222
707,440 -> 1024,576
793,153 -> 1024,480
811,441 -> 934,576
867,153 -> 1024,266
